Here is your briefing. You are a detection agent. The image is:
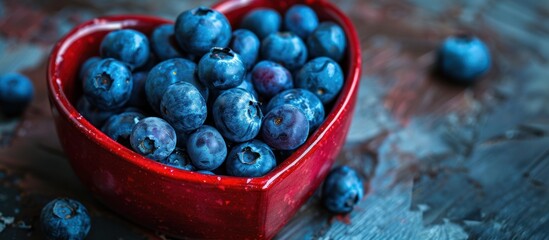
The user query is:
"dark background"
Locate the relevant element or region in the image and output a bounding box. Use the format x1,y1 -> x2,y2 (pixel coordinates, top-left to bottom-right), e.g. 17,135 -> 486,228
1,0 -> 549,239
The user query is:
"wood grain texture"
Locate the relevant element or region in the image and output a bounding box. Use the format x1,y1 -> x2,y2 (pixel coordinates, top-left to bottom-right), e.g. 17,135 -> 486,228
1,0 -> 548,239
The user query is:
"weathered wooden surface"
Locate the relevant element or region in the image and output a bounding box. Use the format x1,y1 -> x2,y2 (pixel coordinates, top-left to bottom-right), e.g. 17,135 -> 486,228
1,0 -> 549,239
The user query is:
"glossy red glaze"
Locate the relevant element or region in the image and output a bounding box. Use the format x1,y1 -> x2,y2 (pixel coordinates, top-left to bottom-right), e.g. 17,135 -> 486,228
47,0 -> 361,239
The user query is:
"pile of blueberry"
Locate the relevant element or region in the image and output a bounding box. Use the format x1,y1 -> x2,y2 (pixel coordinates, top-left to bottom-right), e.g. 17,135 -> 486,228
78,5 -> 347,177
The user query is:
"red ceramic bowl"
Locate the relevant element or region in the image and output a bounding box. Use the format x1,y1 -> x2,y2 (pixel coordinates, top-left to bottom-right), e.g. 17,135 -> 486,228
47,0 -> 361,239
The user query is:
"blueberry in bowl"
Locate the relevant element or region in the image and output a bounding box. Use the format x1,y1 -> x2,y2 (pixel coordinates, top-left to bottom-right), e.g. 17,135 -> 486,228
47,1 -> 362,239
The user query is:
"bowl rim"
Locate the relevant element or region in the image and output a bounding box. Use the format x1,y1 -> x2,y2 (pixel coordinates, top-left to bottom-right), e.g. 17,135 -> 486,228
47,1 -> 361,190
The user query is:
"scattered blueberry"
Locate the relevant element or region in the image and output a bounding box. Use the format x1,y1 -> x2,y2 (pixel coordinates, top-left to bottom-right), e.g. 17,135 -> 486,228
307,22 -> 347,62
175,7 -> 231,56
79,57 -> 100,83
226,140 -> 276,177
161,147 -> 196,171
295,57 -> 344,104
160,82 -> 207,133
229,29 -> 260,70
101,111 -> 144,146
100,29 -> 150,69
130,117 -> 177,161
213,88 -> 263,142
261,104 -> 309,150
261,32 -> 308,71
251,60 -> 293,99
145,58 -> 206,113
186,125 -> 227,170
83,58 -> 133,110
437,35 -> 491,82
0,73 -> 34,117
76,97 -> 121,127
40,198 -> 91,240
267,89 -> 325,131
321,166 -> 364,214
127,71 -> 148,108
151,24 -> 186,61
240,8 -> 281,39
198,47 -> 246,90
284,5 -> 319,39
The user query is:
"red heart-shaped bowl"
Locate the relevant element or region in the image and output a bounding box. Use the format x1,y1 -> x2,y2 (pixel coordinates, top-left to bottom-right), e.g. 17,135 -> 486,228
47,0 -> 361,239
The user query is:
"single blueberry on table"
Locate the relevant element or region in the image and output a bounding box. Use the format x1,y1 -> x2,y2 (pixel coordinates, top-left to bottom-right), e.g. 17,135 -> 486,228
251,60 -> 293,99
307,22 -> 347,62
160,82 -> 207,133
226,140 -> 276,177
175,7 -> 231,56
261,104 -> 309,150
198,47 -> 246,90
130,117 -> 177,161
284,4 -> 319,39
161,147 -> 196,171
83,58 -> 133,110
213,88 -> 263,142
261,32 -> 308,71
321,166 -> 364,214
151,24 -> 186,61
76,97 -> 121,127
100,29 -> 150,69
186,125 -> 227,170
40,198 -> 91,240
229,29 -> 260,70
101,111 -> 144,147
240,8 -> 281,39
437,35 -> 491,82
127,71 -> 148,108
145,58 -> 207,113
79,57 -> 100,84
0,73 -> 34,117
267,88 -> 325,131
295,57 -> 344,104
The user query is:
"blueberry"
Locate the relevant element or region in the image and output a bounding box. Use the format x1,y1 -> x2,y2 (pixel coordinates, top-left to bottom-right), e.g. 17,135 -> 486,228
127,71 -> 148,108
145,58 -> 207,113
295,57 -> 344,104
151,24 -> 187,61
79,57 -> 100,84
160,82 -> 207,133
237,73 -> 258,99
40,198 -> 91,240
130,117 -> 176,161
83,58 -> 133,110
175,7 -> 231,56
321,166 -> 364,214
186,125 -> 227,170
101,111 -> 144,146
213,88 -> 263,142
161,147 -> 196,171
198,47 -> 246,91
284,5 -> 319,39
261,104 -> 309,150
229,29 -> 260,70
267,89 -> 324,131
307,22 -> 347,62
76,97 -> 121,127
0,73 -> 34,117
251,60 -> 293,99
240,8 -> 281,39
437,35 -> 491,82
100,29 -> 150,69
197,170 -> 214,175
261,32 -> 308,71
226,140 -> 276,177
